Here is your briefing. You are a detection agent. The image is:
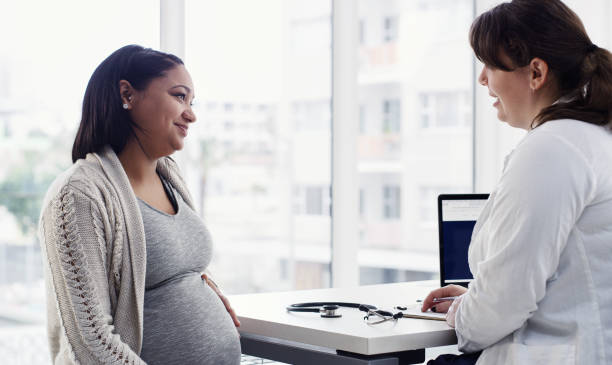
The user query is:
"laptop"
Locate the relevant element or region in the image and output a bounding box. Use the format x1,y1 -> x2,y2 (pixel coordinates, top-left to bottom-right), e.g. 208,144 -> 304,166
437,194 -> 489,288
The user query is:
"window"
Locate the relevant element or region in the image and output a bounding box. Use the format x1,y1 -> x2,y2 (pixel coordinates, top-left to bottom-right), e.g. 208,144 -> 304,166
294,186 -> 329,216
382,99 -> 401,133
0,1 -> 159,362
418,186 -> 470,223
359,104 -> 366,134
359,19 -> 366,44
293,100 -> 331,131
383,16 -> 398,42
382,185 -> 401,219
359,188 -> 366,217
419,91 -> 472,129
306,187 -> 324,215
185,0 -> 332,294
357,0 -> 474,285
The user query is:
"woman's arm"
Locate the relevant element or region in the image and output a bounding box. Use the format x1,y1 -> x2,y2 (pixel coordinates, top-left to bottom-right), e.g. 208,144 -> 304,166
41,185 -> 146,364
454,131 -> 596,353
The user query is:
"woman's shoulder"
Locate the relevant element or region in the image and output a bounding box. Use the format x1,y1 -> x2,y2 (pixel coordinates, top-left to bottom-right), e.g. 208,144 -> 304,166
41,156 -> 114,215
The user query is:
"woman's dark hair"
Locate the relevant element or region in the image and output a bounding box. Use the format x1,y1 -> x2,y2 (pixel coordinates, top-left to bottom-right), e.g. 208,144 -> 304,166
72,45 -> 184,162
469,0 -> 612,127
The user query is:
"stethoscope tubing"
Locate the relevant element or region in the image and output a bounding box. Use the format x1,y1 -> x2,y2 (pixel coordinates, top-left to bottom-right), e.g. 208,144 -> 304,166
287,302 -> 377,310
286,301 -> 403,322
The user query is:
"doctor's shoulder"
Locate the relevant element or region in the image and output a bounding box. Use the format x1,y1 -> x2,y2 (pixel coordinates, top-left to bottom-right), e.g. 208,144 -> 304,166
523,119 -> 612,158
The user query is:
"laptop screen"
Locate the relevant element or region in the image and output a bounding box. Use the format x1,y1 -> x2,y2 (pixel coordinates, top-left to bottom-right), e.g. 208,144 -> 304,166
437,194 -> 489,287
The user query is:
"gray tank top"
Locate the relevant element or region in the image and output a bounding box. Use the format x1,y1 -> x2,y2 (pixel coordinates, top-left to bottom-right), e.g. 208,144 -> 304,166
138,183 -> 240,365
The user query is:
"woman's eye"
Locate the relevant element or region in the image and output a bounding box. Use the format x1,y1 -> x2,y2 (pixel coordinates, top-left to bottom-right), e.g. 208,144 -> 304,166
175,93 -> 186,101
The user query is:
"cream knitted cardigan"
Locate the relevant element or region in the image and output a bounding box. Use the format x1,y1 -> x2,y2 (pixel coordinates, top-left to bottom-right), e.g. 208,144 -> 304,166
38,146 -> 194,364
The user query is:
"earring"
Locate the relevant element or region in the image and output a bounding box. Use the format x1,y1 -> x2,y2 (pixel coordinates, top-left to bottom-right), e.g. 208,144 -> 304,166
123,103 -> 129,109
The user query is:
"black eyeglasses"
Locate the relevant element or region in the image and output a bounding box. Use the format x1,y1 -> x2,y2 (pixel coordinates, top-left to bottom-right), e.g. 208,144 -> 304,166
361,306 -> 405,325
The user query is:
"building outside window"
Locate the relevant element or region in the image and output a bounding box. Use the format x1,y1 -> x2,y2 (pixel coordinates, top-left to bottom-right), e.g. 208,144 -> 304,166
0,1 -> 160,362
359,19 -> 366,44
418,186 -> 470,223
185,0 -> 332,295
294,185 -> 328,216
382,185 -> 401,219
383,16 -> 398,42
419,91 -> 472,129
357,0 -> 474,285
359,188 -> 366,217
382,99 -> 401,133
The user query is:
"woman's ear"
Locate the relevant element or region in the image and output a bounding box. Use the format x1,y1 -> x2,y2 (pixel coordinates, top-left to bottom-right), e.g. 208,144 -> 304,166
118,80 -> 135,110
528,57 -> 550,91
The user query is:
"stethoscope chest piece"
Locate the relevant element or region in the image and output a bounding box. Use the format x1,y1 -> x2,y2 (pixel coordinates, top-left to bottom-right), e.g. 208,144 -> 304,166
286,302 -> 371,318
320,304 -> 341,318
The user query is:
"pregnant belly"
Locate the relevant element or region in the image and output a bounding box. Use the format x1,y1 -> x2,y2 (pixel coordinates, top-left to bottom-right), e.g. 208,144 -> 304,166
141,274 -> 241,365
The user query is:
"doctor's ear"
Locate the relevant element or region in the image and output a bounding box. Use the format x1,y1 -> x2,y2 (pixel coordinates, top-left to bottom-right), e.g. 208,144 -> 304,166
528,58 -> 550,91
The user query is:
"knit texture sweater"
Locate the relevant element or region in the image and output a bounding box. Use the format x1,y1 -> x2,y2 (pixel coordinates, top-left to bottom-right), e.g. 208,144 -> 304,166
38,146 -> 194,364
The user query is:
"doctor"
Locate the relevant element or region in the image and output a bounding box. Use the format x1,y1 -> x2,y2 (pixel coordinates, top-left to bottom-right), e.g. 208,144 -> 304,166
421,1 -> 612,364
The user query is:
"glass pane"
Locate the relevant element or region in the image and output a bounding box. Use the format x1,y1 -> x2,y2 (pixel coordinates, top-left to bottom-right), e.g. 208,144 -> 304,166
0,1 -> 159,362
357,0 -> 474,285
185,0 -> 332,294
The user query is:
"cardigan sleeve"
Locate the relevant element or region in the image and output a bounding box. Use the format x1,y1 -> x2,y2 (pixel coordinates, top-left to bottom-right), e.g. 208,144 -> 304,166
454,130 -> 596,353
41,184 -> 147,365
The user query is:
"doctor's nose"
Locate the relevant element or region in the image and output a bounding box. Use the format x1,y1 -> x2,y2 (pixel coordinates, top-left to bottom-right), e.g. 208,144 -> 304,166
478,66 -> 488,86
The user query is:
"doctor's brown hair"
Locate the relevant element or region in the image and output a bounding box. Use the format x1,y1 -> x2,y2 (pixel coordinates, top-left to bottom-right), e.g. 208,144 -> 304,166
469,0 -> 612,128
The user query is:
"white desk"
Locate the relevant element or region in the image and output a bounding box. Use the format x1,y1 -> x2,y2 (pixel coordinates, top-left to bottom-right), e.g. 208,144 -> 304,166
229,281 -> 457,364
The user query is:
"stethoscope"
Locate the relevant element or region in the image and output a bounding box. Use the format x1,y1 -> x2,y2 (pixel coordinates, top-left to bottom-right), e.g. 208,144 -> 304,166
286,302 -> 409,324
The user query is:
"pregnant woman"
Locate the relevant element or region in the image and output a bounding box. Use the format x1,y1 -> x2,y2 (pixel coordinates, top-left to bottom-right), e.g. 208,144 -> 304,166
39,45 -> 241,364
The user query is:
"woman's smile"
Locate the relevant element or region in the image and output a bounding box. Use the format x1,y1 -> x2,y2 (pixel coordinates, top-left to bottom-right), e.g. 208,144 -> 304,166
174,122 -> 188,137
490,93 -> 500,107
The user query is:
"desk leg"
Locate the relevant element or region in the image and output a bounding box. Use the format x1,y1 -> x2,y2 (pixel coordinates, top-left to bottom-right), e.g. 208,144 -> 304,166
240,333 -> 425,365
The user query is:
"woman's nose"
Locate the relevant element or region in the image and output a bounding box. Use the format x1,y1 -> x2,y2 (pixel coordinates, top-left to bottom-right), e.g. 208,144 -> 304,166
183,107 -> 196,123
478,66 -> 487,86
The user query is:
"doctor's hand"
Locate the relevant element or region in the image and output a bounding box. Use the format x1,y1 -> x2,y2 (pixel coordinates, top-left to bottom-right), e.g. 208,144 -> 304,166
201,273 -> 241,327
421,285 -> 467,314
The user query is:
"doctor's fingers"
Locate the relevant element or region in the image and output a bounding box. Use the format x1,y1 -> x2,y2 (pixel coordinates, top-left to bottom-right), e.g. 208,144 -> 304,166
430,301 -> 452,313
421,285 -> 466,312
421,288 -> 446,312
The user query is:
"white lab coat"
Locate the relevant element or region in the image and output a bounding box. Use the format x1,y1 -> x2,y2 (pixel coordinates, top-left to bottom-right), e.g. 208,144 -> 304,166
455,119 -> 612,365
